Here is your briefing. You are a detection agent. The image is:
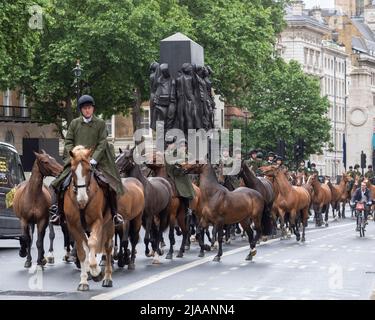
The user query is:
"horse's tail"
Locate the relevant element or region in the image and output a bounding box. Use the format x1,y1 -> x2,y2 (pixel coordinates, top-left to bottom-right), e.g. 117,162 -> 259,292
261,202 -> 273,236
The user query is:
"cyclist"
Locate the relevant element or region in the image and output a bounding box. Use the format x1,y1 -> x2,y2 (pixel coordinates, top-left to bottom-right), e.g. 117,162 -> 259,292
351,181 -> 372,231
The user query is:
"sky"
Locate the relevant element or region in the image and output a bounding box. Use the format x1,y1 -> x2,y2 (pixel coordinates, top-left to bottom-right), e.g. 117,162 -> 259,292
303,0 -> 335,8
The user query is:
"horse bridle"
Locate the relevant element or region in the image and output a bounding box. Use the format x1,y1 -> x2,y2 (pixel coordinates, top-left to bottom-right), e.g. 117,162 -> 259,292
72,161 -> 93,194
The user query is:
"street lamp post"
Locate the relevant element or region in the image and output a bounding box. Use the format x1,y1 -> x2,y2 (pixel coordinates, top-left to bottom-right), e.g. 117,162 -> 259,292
72,59 -> 82,109
243,109 -> 249,155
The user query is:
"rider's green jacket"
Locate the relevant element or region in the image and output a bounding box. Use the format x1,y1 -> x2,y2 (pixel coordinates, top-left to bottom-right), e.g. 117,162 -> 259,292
365,170 -> 375,179
51,115 -> 124,195
165,149 -> 195,199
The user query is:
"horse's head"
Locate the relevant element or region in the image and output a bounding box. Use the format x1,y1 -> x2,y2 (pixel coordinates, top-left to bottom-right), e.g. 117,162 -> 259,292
115,145 -> 135,174
259,165 -> 278,177
69,146 -> 93,209
342,173 -> 349,183
33,150 -> 63,177
179,162 -> 205,174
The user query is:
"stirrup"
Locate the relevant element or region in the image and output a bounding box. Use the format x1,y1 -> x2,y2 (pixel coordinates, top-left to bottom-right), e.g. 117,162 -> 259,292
50,214 -> 60,225
113,214 -> 124,226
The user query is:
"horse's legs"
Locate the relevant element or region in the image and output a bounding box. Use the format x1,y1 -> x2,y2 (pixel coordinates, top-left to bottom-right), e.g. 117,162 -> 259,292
289,211 -> 300,241
324,204 -> 329,227
102,236 -> 113,288
213,224 -> 224,262
46,222 -> 55,264
301,208 -> 309,242
71,227 -> 90,291
211,225 -> 217,248
143,215 -> 152,257
166,222 -> 175,260
341,201 -> 346,219
25,223 -> 34,268
113,229 -> 119,261
87,220 -> 104,281
36,218 -> 48,266
128,216 -> 142,270
279,212 -> 286,239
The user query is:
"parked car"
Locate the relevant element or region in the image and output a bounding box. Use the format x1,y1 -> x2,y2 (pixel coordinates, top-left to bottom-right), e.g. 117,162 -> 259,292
0,142 -> 25,239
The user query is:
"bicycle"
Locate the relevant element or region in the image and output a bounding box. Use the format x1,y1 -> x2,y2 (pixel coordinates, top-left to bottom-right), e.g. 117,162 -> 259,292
354,202 -> 367,238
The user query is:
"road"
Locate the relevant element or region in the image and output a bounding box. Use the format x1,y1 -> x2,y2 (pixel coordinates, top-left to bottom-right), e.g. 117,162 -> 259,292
0,211 -> 375,300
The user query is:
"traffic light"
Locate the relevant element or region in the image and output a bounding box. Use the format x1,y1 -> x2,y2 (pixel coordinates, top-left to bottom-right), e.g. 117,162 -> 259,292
277,139 -> 286,159
298,138 -> 305,160
361,151 -> 366,169
294,143 -> 301,161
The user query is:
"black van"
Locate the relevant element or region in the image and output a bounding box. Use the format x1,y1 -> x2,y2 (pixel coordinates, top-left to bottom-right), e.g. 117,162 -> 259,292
0,142 -> 25,239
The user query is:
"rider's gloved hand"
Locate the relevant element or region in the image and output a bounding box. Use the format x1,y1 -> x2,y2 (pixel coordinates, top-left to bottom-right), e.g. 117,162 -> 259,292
90,158 -> 97,169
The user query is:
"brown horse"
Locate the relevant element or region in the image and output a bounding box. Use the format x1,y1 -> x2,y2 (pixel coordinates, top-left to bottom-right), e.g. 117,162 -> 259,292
310,174 -> 332,227
115,177 -> 145,269
64,146 -> 114,291
147,158 -> 204,259
326,174 -> 349,219
260,165 -> 311,242
115,146 -> 172,264
13,150 -> 63,268
184,162 -> 271,262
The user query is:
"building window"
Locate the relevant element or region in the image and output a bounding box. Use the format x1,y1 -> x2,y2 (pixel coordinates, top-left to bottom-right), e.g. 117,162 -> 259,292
105,119 -> 113,137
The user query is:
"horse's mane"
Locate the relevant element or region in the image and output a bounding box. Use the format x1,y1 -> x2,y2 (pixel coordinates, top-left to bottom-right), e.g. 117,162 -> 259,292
71,145 -> 91,162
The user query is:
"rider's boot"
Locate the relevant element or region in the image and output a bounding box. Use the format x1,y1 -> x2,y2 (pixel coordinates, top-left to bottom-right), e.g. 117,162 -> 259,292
109,189 -> 124,227
49,187 -> 62,225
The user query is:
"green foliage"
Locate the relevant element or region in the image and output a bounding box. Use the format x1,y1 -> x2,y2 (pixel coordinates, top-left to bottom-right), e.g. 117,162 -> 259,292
234,58 -> 331,160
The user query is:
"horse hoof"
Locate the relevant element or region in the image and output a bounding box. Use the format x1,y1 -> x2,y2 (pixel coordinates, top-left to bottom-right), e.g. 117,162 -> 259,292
117,259 -> 125,268
198,251 -> 205,258
204,244 -> 211,251
128,263 -> 135,270
184,245 -> 190,251
325,223 -> 329,227
213,256 -> 221,262
152,259 -> 161,265
160,241 -> 166,248
113,253 -> 119,261
19,249 -> 27,258
91,271 -> 104,283
165,253 -> 173,260
24,261 -> 32,268
77,283 -> 89,291
296,236 -> 301,242
47,256 -> 54,264
301,237 -> 306,243
245,254 -> 253,261
176,252 -> 183,258
102,279 -> 113,288
159,249 -> 164,256
262,236 -> 268,242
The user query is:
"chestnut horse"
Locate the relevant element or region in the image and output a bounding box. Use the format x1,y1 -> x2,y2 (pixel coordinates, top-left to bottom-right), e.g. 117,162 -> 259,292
64,146 -> 114,291
13,150 -> 63,268
184,163 -> 271,262
326,174 -> 349,219
260,165 -> 311,242
310,174 -> 332,227
115,177 -> 145,269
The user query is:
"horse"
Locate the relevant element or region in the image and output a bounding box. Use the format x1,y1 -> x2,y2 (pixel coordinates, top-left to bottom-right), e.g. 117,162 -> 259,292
296,171 -> 307,186
309,174 -> 331,227
184,162 -> 272,262
115,177 -> 145,269
239,161 -> 275,238
260,165 -> 311,242
115,146 -> 172,264
13,150 -> 63,268
146,160 -> 204,259
64,146 -> 114,291
326,174 -> 349,219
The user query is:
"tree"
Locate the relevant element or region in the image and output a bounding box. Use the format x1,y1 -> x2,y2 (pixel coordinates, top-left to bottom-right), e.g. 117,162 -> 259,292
21,0 -> 194,137
234,58 -> 331,161
0,0 -> 44,90
182,0 -> 288,107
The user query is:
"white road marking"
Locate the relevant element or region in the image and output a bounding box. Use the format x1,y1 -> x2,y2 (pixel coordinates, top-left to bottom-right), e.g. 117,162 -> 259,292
171,294 -> 184,299
91,222 -> 356,300
186,287 -> 197,292
220,271 -> 229,275
298,265 -> 307,269
229,267 -> 239,271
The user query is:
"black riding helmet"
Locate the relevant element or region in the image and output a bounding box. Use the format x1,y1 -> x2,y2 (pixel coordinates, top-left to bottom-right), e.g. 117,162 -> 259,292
256,151 -> 263,159
354,164 -> 360,169
78,95 -> 95,109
